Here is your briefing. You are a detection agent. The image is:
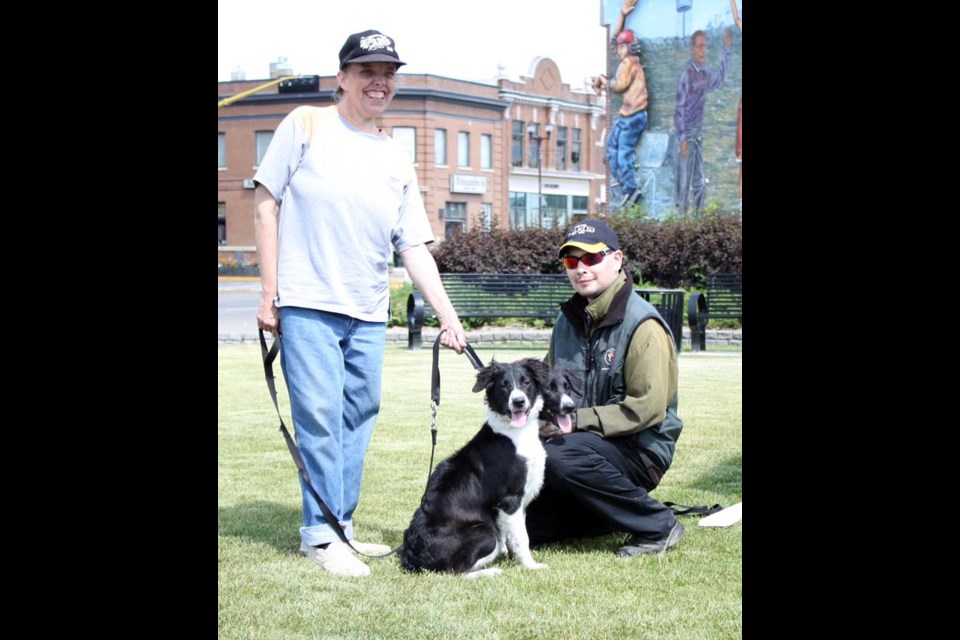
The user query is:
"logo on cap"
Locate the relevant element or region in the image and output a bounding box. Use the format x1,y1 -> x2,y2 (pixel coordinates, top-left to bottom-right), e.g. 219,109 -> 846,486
360,33 -> 395,54
566,223 -> 597,239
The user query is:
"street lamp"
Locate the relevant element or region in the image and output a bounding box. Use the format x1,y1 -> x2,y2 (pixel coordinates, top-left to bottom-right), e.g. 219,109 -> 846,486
528,122 -> 553,228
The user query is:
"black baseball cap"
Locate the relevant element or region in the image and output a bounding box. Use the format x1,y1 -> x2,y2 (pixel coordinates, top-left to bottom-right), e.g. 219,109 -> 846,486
339,30 -> 406,69
558,219 -> 621,257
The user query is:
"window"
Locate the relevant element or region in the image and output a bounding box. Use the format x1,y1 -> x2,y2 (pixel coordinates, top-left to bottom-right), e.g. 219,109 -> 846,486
218,133 -> 226,169
434,128 -> 447,166
458,132 -> 470,168
528,123 -> 540,168
543,194 -> 567,228
481,134 -> 492,170
555,126 -> 568,171
509,191 -> 528,229
511,121 -> 524,168
218,202 -> 227,245
393,126 -> 416,164
571,128 -> 582,172
572,195 -> 589,214
255,130 -> 274,166
480,202 -> 492,231
444,201 -> 467,221
444,201 -> 467,237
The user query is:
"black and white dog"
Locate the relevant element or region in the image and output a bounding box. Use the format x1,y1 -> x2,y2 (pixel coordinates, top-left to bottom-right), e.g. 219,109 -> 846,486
400,357 -> 572,577
537,365 -> 581,441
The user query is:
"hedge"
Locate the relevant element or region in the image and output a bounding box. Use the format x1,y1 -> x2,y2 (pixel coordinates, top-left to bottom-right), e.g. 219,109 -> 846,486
429,209 -> 741,290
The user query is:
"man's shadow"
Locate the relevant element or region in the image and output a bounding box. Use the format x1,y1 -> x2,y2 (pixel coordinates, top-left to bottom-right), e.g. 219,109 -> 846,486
688,453 -> 742,495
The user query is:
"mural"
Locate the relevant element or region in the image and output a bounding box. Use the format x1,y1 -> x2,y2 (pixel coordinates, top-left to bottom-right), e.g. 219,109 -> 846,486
598,0 -> 742,217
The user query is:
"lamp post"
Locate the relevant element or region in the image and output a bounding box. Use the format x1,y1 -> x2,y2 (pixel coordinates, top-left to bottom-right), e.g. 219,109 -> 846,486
528,122 -> 553,228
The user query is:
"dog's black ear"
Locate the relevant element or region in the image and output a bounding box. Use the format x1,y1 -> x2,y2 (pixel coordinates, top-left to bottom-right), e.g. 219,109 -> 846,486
521,358 -> 551,388
562,367 -> 583,395
473,359 -> 500,393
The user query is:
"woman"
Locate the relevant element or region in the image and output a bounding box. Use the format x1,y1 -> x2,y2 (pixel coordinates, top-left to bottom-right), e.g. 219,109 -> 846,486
253,29 -> 467,578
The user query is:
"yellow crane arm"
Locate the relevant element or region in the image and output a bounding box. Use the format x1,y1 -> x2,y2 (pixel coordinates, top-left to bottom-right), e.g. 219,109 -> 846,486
218,76 -> 300,108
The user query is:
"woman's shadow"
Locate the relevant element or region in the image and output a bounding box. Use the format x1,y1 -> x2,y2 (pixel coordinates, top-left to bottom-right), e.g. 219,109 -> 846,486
218,501 -> 401,555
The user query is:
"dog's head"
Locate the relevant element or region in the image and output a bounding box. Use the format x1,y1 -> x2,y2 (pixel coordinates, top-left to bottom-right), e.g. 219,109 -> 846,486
539,366 -> 582,440
473,357 -> 551,429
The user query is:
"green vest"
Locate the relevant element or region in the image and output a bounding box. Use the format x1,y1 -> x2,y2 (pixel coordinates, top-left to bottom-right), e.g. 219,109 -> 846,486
551,280 -> 682,471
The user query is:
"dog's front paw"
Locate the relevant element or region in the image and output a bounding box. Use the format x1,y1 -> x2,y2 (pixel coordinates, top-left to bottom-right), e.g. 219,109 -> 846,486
523,561 -> 549,571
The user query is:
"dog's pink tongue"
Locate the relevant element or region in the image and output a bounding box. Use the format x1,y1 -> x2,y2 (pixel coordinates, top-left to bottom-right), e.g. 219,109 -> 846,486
557,415 -> 573,434
510,410 -> 527,427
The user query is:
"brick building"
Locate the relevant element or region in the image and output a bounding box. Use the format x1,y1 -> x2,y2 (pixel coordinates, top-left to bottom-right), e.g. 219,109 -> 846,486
218,58 -> 609,265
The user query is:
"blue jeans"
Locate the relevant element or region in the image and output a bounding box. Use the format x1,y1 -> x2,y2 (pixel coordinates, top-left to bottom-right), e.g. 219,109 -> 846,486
674,130 -> 705,213
606,110 -> 648,195
278,307 -> 386,546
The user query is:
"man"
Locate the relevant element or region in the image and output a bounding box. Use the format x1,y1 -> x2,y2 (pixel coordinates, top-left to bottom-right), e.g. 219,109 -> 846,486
593,0 -> 647,209
674,28 -> 733,214
526,219 -> 684,556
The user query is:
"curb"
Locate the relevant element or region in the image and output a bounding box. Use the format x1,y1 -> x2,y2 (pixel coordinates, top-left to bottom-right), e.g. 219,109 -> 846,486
219,327 -> 743,351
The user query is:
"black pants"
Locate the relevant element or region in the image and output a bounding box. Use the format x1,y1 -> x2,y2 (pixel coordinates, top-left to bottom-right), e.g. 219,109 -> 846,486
526,431 -> 677,546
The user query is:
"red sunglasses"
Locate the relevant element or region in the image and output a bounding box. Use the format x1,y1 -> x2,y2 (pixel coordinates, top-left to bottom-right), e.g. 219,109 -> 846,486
561,248 -> 615,270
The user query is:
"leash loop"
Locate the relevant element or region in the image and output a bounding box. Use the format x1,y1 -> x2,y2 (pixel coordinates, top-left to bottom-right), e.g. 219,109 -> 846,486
424,329 -> 484,487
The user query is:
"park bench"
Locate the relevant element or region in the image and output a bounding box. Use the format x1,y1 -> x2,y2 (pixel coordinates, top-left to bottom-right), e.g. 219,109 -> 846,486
407,273 -> 685,353
406,273 -> 570,350
687,273 -> 742,352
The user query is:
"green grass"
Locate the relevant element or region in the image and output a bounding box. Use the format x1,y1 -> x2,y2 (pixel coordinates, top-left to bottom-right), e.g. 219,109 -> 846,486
219,344 -> 742,639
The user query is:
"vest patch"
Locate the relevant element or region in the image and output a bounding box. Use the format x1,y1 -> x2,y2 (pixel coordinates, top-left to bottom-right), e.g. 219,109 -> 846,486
603,348 -> 616,366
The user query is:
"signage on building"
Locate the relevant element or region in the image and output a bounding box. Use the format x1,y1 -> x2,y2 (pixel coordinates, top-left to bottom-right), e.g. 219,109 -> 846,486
450,174 -> 487,194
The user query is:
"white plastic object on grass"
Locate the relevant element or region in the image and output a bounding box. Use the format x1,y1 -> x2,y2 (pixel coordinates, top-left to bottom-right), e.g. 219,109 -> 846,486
698,501 -> 742,527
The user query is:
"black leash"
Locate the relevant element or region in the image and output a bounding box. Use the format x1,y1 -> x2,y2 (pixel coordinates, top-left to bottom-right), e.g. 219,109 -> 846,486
259,329 -> 397,558
427,330 -> 484,484
259,328 -> 484,558
423,332 -> 720,521
665,502 -> 723,516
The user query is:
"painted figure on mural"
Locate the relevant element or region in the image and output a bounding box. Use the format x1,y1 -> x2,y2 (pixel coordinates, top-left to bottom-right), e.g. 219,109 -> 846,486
593,0 -> 647,210
673,26 -> 732,215
730,0 -> 741,212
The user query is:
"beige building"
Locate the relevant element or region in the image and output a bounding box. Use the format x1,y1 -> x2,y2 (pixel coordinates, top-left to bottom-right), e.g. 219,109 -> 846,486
218,58 -> 609,265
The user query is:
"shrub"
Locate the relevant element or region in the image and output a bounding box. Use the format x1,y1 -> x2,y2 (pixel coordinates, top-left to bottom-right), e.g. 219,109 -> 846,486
431,228 -> 567,275
389,281 -> 413,327
431,207 -> 741,291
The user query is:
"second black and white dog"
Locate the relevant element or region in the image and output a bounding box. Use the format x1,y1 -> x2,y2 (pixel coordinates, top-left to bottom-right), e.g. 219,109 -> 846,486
399,357 -> 577,578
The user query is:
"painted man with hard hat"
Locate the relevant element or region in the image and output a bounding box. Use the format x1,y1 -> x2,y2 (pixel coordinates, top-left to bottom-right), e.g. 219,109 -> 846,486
593,0 -> 647,209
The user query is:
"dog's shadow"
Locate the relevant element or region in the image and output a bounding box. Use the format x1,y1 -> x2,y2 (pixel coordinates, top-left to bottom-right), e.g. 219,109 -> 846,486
218,501 -> 402,555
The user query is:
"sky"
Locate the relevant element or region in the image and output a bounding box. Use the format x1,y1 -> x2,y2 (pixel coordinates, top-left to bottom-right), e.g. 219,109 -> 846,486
606,0 -> 739,39
218,0 -> 611,91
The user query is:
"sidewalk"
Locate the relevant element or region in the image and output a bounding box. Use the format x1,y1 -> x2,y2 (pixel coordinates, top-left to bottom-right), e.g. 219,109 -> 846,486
219,326 -> 741,352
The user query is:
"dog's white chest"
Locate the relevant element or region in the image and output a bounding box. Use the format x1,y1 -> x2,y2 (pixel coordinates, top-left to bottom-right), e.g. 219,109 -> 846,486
517,435 -> 547,506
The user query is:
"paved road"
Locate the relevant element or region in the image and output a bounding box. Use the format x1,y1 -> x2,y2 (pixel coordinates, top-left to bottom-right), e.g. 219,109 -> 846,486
218,278 -> 260,336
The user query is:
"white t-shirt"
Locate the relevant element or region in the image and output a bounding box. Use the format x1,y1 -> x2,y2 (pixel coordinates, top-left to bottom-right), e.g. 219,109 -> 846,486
254,105 -> 434,322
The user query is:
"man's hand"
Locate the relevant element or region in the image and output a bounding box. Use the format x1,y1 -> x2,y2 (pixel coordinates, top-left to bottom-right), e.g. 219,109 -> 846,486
592,74 -> 607,96
725,27 -> 733,47
622,0 -> 637,16
680,139 -> 689,160
539,422 -> 564,441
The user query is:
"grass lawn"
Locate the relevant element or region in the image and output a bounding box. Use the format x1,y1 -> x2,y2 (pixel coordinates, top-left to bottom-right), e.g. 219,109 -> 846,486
219,343 -> 742,639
